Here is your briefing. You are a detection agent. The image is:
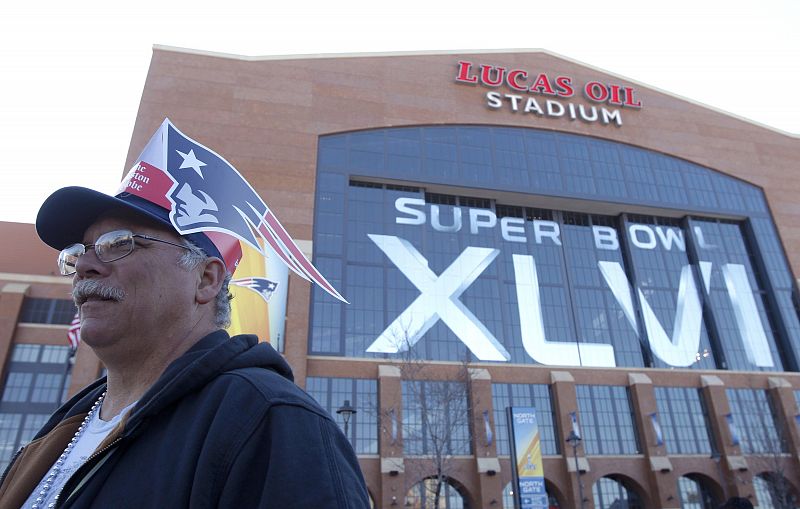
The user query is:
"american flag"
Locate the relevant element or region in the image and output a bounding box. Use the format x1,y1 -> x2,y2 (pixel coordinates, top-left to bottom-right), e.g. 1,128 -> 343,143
67,312 -> 80,351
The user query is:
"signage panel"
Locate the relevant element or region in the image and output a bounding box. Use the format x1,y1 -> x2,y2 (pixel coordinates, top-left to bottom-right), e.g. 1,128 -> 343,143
227,239 -> 288,349
507,407 -> 547,509
365,198 -> 776,369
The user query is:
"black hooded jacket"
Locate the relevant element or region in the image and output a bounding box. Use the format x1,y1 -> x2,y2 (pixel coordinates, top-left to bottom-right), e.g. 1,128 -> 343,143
0,331 -> 371,508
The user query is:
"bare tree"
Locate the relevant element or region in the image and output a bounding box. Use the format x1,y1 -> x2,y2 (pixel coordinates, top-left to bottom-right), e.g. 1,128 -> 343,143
388,330 -> 475,508
728,388 -> 798,509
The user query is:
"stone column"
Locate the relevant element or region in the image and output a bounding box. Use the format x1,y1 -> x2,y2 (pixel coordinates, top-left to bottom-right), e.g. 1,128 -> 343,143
627,373 -> 677,508
378,364 -> 405,508
0,283 -> 28,384
550,370 -> 589,508
469,367 -> 501,507
700,375 -> 753,500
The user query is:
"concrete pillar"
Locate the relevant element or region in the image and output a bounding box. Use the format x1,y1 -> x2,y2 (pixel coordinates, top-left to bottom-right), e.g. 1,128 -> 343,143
549,370 -> 590,508
627,372 -> 675,508
0,283 -> 29,385
468,367 -> 501,507
378,364 -> 404,507
700,375 -> 754,500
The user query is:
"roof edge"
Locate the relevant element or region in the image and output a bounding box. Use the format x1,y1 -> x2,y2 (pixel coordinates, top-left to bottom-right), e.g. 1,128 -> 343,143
152,44 -> 798,138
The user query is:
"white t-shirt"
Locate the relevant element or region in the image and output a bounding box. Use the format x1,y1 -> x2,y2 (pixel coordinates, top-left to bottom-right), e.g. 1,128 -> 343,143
22,400 -> 136,509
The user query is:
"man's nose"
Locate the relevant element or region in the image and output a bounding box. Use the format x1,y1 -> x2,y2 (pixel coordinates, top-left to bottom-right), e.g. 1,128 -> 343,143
74,246 -> 110,278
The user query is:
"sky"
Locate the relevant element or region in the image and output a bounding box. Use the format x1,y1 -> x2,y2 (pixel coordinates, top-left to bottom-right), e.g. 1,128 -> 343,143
2,0 -> 798,225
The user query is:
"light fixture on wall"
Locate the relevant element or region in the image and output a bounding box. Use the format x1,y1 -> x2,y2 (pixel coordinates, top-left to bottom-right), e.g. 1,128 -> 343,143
336,399 -> 357,437
566,415 -> 586,509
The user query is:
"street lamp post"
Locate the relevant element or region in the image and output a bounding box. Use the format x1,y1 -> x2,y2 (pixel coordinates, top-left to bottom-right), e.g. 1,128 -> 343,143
566,430 -> 585,509
336,399 -> 357,438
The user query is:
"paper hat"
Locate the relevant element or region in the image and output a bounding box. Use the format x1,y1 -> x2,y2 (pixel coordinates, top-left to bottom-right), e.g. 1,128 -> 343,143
36,118 -> 347,303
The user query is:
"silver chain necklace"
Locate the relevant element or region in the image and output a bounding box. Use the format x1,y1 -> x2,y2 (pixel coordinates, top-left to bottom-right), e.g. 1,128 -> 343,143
30,390 -> 106,509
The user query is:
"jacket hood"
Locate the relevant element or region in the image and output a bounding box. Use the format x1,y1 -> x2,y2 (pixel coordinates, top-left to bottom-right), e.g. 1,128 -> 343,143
127,331 -> 293,430
34,331 -> 293,441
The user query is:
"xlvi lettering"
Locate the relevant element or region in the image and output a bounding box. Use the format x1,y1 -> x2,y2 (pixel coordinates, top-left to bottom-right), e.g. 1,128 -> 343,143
366,235 -> 774,368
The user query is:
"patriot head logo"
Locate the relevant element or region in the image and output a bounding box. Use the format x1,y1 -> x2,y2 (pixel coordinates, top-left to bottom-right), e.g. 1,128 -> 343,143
232,277 -> 279,303
118,119 -> 347,303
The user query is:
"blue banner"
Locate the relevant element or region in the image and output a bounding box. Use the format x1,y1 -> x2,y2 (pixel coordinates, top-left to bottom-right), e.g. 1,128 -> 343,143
725,413 -> 740,446
650,412 -> 664,446
507,407 -> 547,509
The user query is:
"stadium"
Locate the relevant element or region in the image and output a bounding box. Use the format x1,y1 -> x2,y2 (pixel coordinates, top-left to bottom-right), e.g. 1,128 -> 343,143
1,47 -> 799,508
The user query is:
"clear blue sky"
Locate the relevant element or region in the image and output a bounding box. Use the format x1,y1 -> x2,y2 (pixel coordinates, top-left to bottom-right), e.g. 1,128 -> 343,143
2,0 -> 797,224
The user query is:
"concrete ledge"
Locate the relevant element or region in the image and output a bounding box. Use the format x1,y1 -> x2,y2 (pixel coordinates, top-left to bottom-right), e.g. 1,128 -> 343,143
768,377 -> 792,389
726,455 -> 748,472
295,239 -> 313,257
550,371 -> 574,383
381,457 -> 405,474
565,456 -> 590,473
650,456 -> 672,472
700,375 -> 724,387
469,368 -> 491,381
477,457 -> 500,473
1,283 -> 29,294
628,373 -> 652,385
378,365 -> 401,378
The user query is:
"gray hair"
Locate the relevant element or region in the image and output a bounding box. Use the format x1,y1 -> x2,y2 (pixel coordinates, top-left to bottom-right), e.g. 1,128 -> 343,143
178,241 -> 233,328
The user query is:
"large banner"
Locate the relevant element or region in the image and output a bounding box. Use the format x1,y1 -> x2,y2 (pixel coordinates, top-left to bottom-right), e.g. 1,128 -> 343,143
507,407 -> 547,509
226,239 -> 288,350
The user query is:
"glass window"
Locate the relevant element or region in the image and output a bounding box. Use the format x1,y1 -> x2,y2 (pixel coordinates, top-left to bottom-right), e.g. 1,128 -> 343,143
725,388 -> 786,454
491,383 -> 558,455
592,477 -> 643,509
305,377 -> 378,455
753,473 -> 799,509
654,387 -> 714,454
402,380 -> 471,456
1,373 -> 33,402
0,413 -> 23,466
311,126 -> 800,374
405,478 -> 465,509
0,344 -> 72,471
19,298 -> 77,325
624,215 -> 717,370
576,385 -> 640,455
677,476 -> 718,509
11,345 -> 40,363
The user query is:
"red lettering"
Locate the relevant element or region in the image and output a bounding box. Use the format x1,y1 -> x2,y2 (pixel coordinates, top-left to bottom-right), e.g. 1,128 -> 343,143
506,69 -> 528,91
555,76 -> 574,97
480,65 -> 506,87
529,73 -> 556,95
584,81 -> 609,102
455,61 -> 478,83
623,86 -> 643,108
609,85 -> 624,105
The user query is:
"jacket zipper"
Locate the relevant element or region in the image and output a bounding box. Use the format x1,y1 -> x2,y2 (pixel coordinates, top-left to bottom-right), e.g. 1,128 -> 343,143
52,436 -> 124,508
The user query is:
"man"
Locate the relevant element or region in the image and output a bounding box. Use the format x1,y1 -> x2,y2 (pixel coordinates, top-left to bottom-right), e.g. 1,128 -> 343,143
0,120 -> 370,508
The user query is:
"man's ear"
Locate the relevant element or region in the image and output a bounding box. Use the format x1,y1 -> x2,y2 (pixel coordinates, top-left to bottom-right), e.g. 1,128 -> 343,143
196,257 -> 227,305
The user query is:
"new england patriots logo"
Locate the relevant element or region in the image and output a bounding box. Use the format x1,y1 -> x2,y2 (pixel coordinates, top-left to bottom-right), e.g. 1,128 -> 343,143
152,120 -> 346,303
232,277 -> 279,303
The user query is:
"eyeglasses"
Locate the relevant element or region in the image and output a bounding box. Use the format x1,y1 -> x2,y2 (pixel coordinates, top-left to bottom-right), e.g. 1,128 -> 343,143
58,229 -> 192,276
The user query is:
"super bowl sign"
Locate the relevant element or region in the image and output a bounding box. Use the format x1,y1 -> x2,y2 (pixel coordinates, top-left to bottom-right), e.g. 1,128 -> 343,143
364,198 -> 775,369
455,60 -> 642,127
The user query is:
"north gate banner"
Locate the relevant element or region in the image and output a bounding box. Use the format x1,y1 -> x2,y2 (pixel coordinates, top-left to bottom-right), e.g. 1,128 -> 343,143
508,407 -> 547,509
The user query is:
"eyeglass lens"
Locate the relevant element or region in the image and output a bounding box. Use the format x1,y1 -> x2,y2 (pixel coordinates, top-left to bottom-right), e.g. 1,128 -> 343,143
58,230 -> 136,275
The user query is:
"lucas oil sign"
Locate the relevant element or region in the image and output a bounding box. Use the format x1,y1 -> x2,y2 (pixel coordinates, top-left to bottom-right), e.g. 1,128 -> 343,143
455,60 -> 643,127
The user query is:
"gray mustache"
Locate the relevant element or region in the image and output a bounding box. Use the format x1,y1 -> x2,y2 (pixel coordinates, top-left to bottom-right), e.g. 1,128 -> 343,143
72,280 -> 126,306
